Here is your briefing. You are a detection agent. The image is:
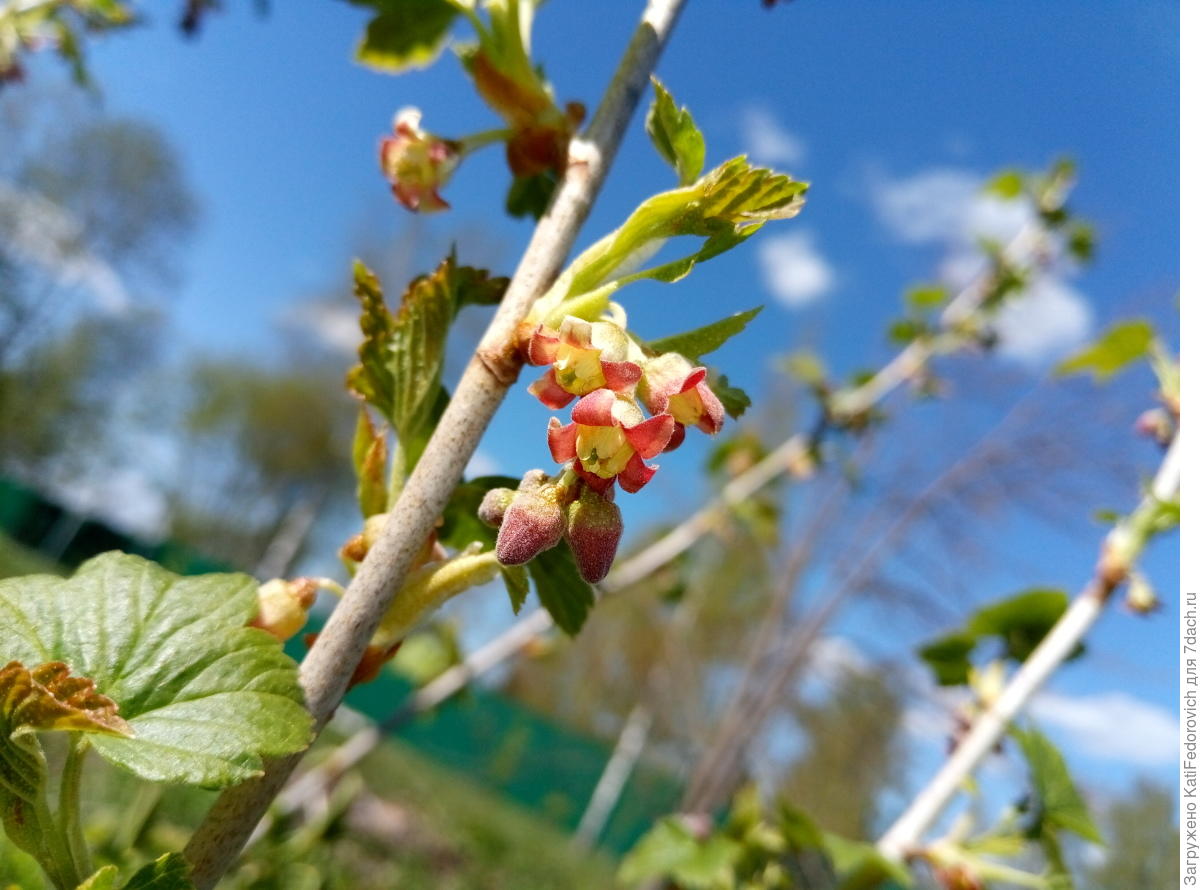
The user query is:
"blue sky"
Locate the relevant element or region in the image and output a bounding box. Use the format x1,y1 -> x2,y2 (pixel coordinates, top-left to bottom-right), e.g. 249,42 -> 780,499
33,0 -> 1180,828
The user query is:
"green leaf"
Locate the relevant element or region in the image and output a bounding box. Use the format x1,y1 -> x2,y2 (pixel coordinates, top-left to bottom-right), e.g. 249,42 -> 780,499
347,256 -> 507,469
646,76 -> 706,186
527,540 -> 594,635
917,631 -> 977,686
439,475 -> 521,550
352,0 -> 461,73
506,170 -> 558,219
887,318 -> 927,345
0,553 -> 312,787
530,157 -> 806,324
904,284 -> 948,311
648,307 -> 762,363
967,588 -> 1070,662
78,865 -> 120,890
618,818 -> 703,885
120,853 -> 195,890
986,169 -> 1025,200
708,372 -> 753,420
823,833 -> 912,889
1055,320 -> 1155,381
500,565 -> 530,614
1013,727 -> 1103,844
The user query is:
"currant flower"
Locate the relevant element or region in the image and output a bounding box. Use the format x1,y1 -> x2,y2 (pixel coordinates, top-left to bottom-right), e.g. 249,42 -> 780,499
547,388 -> 674,494
380,108 -> 463,212
640,352 -> 725,450
527,315 -> 642,409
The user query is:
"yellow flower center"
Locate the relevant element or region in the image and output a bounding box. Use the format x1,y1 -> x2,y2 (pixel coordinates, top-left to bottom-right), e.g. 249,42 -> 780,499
554,344 -> 605,396
575,425 -> 633,478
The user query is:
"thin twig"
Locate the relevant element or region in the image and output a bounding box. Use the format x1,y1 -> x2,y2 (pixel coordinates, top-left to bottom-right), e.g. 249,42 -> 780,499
875,435 -> 1180,861
181,2 -> 688,884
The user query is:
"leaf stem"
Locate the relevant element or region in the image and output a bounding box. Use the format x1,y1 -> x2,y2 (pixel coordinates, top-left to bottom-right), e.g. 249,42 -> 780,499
58,734 -> 91,882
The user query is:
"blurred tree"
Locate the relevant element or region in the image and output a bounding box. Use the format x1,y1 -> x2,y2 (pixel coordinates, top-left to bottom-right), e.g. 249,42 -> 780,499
0,90 -> 195,367
1084,779 -> 1179,890
777,667 -> 906,838
167,357 -> 356,573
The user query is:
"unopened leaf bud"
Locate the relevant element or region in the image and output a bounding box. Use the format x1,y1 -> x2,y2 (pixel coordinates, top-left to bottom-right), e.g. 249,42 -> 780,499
1125,571 -> 1159,615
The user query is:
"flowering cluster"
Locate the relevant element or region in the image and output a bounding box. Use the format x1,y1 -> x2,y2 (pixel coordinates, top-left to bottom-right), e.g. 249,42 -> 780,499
479,313 -> 725,583
379,108 -> 463,213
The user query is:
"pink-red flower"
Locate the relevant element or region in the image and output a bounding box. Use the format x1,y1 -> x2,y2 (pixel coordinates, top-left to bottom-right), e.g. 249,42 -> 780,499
380,108 -> 462,213
527,316 -> 642,409
547,389 -> 674,494
641,353 -> 725,450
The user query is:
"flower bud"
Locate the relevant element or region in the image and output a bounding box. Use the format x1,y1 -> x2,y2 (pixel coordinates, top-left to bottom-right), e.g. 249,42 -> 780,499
1125,571 -> 1159,615
251,578 -> 318,642
478,487 -> 516,528
380,108 -> 462,212
567,486 -> 623,583
1134,407 -> 1174,446
495,472 -> 566,566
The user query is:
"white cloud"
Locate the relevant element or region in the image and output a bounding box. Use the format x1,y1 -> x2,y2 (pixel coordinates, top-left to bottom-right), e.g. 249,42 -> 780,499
283,300 -> 361,355
58,467 -> 168,538
742,106 -> 805,168
756,231 -> 834,308
868,166 -> 1093,367
0,180 -> 130,313
465,450 -> 501,478
1028,691 -> 1178,768
992,278 -> 1093,367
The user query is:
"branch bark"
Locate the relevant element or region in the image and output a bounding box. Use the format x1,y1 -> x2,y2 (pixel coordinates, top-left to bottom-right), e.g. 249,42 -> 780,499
182,2 -> 688,884
876,435 -> 1180,861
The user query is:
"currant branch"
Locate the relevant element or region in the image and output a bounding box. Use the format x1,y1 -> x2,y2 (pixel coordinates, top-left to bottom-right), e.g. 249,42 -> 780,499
180,2 -> 690,885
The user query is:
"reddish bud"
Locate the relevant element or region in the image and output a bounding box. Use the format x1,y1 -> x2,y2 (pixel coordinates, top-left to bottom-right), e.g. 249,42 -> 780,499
478,487 -> 515,528
495,472 -> 566,565
567,486 -> 623,583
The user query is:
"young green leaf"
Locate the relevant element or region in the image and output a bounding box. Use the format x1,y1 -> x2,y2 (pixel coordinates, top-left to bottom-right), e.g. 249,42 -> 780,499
708,372 -> 753,420
527,539 -> 594,635
617,818 -> 704,886
917,631 -> 977,686
347,256 -> 507,470
350,0 -> 461,73
967,588 -> 1070,662
1013,727 -> 1103,844
646,76 -> 706,186
0,553 -> 313,787
528,157 -> 806,326
647,306 -> 763,363
1055,319 -> 1155,381
500,564 -> 530,614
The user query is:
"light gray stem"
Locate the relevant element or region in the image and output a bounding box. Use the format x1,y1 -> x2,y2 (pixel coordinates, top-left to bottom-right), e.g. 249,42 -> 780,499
181,2 -> 688,885
876,436 -> 1180,861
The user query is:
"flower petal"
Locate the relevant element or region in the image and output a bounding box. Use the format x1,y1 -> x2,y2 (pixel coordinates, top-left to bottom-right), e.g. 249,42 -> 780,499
694,379 -> 725,435
528,326 -> 560,365
601,360 -> 642,395
571,388 -> 616,426
575,461 -> 617,494
547,419 -> 579,464
529,369 -> 575,409
625,413 -> 675,459
559,316 -> 593,349
663,423 -> 686,452
617,453 -> 657,493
